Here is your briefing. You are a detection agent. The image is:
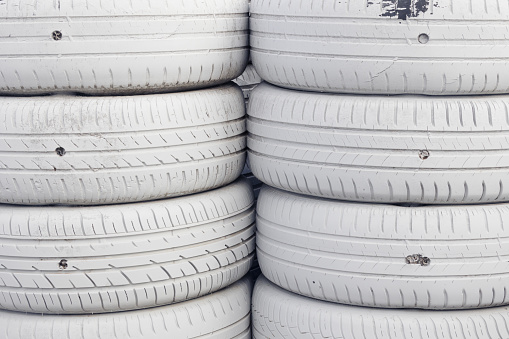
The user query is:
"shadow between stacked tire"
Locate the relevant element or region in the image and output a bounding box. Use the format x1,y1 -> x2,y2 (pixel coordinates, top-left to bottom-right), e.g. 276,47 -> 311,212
235,64 -> 263,199
248,1 -> 509,338
0,1 -> 255,338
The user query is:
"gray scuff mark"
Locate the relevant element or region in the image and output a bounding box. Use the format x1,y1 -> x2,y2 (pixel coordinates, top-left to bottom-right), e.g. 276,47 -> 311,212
369,57 -> 398,81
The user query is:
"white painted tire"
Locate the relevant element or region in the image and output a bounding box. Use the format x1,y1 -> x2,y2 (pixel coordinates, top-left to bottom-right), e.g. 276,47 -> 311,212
233,64 -> 262,103
248,83 -> 509,204
0,84 -> 246,205
0,0 -> 249,95
257,185 -> 509,310
251,0 -> 509,95
0,278 -> 252,339
253,276 -> 509,339
0,179 -> 255,314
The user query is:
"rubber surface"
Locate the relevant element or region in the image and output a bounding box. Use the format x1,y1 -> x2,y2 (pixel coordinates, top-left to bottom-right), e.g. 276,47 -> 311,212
0,278 -> 252,339
253,276 -> 509,339
257,185 -> 509,310
250,0 -> 509,95
0,83 -> 246,205
0,179 -> 255,314
248,83 -> 509,204
0,0 -> 249,95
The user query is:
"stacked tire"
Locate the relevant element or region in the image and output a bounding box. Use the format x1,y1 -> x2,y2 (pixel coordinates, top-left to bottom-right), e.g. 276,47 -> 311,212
248,1 -> 509,338
0,1 -> 255,338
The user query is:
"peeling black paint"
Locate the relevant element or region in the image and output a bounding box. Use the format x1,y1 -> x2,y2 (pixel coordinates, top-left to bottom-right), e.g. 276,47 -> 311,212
414,0 -> 430,14
378,0 -> 432,20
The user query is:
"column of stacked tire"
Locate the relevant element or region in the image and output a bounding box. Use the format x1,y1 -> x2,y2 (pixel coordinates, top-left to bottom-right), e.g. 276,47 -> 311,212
0,1 -> 255,338
248,1 -> 509,338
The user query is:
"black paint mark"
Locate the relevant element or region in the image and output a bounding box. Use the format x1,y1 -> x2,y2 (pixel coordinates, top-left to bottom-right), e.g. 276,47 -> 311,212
414,0 -> 430,13
379,0 -> 432,20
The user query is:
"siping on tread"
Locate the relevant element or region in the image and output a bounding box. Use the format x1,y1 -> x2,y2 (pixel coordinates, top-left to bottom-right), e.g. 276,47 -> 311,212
0,278 -> 252,339
253,276 -> 509,339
